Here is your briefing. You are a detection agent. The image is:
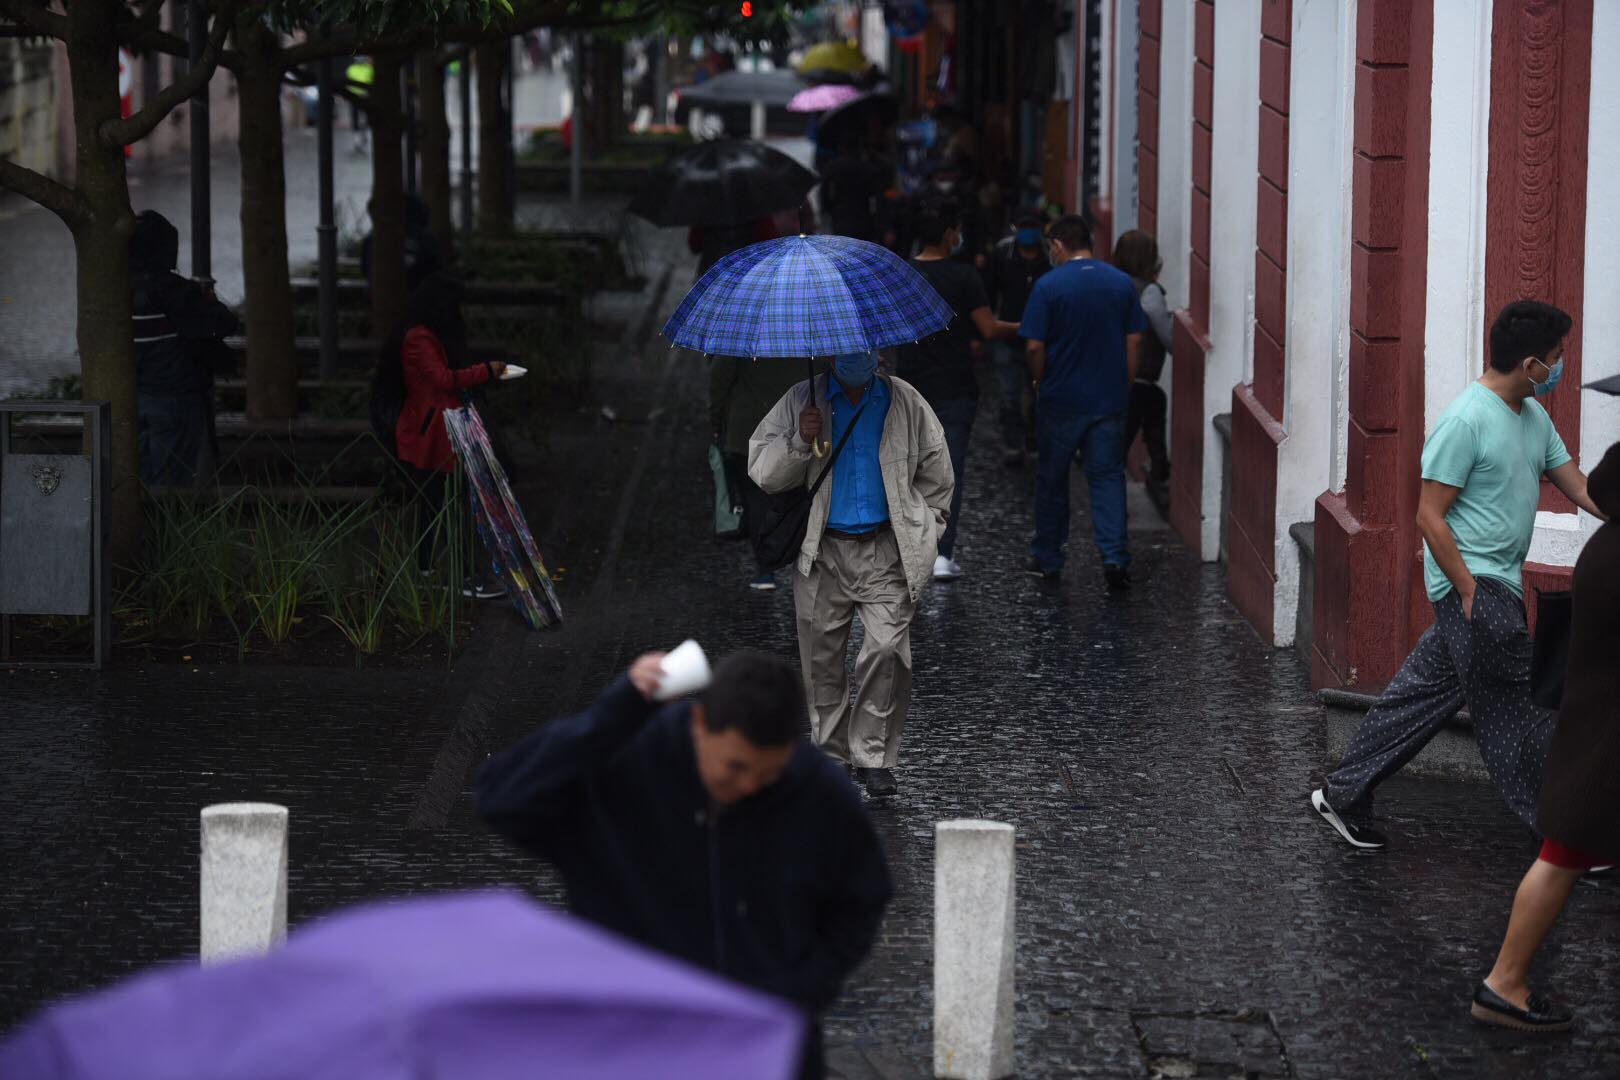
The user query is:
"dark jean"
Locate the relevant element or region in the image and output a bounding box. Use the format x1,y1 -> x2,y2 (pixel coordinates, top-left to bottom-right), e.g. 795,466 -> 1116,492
990,340 -> 1032,452
1031,404 -> 1129,571
1124,380 -> 1169,486
138,391 -> 209,487
931,397 -> 977,560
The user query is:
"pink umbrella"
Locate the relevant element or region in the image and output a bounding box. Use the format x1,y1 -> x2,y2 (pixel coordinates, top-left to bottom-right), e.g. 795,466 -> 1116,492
788,83 -> 861,113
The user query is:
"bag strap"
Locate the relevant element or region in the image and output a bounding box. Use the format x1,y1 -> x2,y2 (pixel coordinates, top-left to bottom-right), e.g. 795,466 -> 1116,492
806,387 -> 872,499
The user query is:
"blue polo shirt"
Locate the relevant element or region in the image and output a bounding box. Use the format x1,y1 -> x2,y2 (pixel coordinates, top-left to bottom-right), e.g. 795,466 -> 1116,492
825,376 -> 891,534
1019,258 -> 1147,414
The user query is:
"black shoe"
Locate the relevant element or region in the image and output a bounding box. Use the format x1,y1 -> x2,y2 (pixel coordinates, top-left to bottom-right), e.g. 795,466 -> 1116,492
1021,556 -> 1060,581
462,578 -> 505,600
1471,982 -> 1575,1033
1103,564 -> 1132,592
1311,788 -> 1387,849
1002,448 -> 1025,469
857,767 -> 897,797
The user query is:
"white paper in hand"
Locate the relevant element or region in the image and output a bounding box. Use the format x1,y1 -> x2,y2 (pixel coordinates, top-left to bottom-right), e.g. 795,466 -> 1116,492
655,639 -> 712,701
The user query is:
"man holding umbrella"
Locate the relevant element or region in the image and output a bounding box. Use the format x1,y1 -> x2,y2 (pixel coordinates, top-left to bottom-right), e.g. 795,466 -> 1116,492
749,352 -> 954,797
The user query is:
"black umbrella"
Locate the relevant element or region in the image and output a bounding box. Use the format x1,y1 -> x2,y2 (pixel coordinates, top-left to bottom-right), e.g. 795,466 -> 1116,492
1586,373 -> 1620,395
628,139 -> 818,228
815,90 -> 899,147
677,69 -> 806,108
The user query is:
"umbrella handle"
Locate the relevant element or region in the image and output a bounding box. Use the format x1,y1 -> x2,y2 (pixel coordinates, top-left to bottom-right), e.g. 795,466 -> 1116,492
811,438 -> 830,459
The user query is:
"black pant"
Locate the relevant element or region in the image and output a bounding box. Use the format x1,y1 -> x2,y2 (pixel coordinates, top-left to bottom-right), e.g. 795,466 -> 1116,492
1124,380 -> 1169,486
412,468 -> 450,573
723,450 -> 775,573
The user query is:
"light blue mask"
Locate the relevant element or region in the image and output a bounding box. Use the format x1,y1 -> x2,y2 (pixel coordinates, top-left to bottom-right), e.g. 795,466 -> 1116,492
1531,356 -> 1565,397
1016,227 -> 1043,248
834,351 -> 878,387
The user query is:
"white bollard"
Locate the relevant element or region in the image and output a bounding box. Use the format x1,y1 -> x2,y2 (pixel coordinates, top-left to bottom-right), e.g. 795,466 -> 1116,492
200,802 -> 288,963
934,819 -> 1016,1080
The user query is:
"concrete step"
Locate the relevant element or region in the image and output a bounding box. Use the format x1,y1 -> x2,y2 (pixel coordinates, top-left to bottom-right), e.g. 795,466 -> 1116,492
1319,684 -> 1486,783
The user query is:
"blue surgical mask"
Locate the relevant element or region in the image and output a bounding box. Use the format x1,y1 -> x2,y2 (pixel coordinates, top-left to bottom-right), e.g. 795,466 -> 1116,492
1016,227 -> 1043,248
834,351 -> 877,387
1531,356 -> 1565,397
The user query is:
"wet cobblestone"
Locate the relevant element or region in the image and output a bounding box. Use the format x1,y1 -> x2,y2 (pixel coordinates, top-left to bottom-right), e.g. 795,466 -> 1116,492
3,236 -> 1618,1077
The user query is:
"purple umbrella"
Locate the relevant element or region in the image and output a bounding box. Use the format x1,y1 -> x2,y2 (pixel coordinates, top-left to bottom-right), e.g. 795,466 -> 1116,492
789,83 -> 861,113
0,889 -> 805,1080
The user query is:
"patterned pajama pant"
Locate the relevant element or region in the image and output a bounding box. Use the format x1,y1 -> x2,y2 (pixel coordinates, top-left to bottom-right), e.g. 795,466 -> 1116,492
1324,576 -> 1557,829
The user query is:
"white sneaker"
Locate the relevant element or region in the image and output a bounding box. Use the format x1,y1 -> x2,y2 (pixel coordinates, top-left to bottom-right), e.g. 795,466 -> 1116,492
932,555 -> 963,581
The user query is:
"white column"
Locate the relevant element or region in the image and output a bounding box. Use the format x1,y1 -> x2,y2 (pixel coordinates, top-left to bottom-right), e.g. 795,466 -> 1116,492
1110,0 -> 1140,237
1201,0 -> 1263,561
200,802 -> 288,963
1156,0 -> 1195,309
933,820 -> 1015,1080
1272,0 -> 1357,645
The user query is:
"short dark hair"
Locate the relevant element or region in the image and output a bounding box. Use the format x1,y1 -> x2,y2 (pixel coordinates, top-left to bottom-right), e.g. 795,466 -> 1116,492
914,196 -> 962,248
698,652 -> 804,747
1013,209 -> 1045,230
1047,214 -> 1092,253
1488,300 -> 1573,373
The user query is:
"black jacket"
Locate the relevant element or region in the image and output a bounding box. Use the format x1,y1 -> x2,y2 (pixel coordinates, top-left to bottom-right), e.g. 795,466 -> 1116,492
475,677 -> 893,1015
983,235 -> 1051,322
131,211 -> 237,396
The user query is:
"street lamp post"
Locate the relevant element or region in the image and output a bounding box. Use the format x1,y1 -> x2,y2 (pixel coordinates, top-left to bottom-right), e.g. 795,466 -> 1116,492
187,0 -> 211,288
316,47 -> 338,381
459,49 -> 473,235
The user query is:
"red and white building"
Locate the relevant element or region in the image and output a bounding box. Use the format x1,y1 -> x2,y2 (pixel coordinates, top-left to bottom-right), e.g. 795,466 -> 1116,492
1080,0 -> 1618,688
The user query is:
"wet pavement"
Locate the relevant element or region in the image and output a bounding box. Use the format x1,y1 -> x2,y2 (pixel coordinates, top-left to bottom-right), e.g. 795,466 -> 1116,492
4,225 -> 1619,1078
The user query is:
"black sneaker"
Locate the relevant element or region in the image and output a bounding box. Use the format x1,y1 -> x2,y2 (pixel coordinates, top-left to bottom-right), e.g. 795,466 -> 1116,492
462,578 -> 506,600
1021,556 -> 1060,581
1471,982 -> 1575,1033
1311,788 -> 1387,849
1103,564 -> 1132,592
857,767 -> 897,797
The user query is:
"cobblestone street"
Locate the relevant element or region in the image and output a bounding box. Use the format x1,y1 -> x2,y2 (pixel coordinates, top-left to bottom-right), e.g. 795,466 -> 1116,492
5,255 -> 1617,1077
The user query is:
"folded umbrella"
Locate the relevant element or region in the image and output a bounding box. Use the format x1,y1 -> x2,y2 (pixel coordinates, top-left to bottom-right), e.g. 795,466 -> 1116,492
663,234 -> 953,358
628,139 -> 817,228
789,83 -> 862,114
0,889 -> 804,1080
678,69 -> 806,109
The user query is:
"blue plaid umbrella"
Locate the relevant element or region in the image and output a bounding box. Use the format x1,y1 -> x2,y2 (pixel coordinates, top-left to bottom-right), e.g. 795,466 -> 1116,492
663,235 -> 954,357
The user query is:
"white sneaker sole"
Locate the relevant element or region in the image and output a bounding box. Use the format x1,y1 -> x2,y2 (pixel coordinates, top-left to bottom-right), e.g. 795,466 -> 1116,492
1312,789 -> 1384,849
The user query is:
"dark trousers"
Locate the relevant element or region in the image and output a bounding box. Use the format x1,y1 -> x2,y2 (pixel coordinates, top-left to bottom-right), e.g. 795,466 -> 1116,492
138,391 -> 209,487
412,467 -> 450,573
1324,577 -> 1556,828
723,451 -> 775,573
1124,380 -> 1169,486
931,397 -> 977,559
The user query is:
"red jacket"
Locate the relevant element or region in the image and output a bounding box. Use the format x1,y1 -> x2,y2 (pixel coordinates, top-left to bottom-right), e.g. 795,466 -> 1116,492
395,326 -> 494,473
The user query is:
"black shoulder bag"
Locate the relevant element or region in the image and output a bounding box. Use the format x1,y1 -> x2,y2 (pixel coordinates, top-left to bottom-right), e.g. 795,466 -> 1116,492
752,394 -> 870,571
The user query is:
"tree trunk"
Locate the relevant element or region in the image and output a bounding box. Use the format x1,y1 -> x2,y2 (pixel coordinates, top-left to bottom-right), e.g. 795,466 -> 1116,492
66,1 -> 140,566
417,51 -> 453,263
475,41 -> 511,235
368,54 -> 408,337
235,16 -> 297,419
584,38 -> 623,159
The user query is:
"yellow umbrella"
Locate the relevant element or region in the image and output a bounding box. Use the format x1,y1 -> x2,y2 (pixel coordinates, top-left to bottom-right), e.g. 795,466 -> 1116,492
797,41 -> 867,75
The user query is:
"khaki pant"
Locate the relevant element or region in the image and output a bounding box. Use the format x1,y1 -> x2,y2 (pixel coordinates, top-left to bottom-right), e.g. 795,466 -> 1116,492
793,529 -> 915,768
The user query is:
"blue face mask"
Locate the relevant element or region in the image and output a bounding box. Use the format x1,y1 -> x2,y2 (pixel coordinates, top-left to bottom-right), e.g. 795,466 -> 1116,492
834,351 -> 878,387
1016,227 -> 1043,248
1531,356 -> 1564,397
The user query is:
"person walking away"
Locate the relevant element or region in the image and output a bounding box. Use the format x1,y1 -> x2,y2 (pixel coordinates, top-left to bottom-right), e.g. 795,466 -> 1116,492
897,197 -> 1020,582
377,274 -> 506,598
818,135 -> 889,244
982,210 -> 1052,467
1019,214 -> 1147,591
345,56 -> 373,152
1470,439 -> 1617,1032
1111,229 -> 1173,504
131,210 -> 238,488
476,649 -> 893,1079
749,352 -> 954,797
711,357 -> 830,591
1310,300 -> 1607,849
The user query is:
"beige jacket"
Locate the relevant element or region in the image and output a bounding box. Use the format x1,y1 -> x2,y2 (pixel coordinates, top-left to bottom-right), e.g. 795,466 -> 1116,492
748,372 -> 954,601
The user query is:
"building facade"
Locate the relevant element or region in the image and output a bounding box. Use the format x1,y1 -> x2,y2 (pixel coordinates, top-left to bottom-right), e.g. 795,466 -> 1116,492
1075,0 -> 1617,689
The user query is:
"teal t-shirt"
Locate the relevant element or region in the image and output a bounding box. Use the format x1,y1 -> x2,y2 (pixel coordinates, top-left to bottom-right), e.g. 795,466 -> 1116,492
1420,381 -> 1571,600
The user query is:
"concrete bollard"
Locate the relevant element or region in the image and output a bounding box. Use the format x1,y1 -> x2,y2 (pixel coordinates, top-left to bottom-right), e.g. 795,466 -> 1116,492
200,802 -> 288,963
934,819 -> 1015,1080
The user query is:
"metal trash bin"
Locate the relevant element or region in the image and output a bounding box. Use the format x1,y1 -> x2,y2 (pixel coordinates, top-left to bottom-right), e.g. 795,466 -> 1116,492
0,401 -> 112,668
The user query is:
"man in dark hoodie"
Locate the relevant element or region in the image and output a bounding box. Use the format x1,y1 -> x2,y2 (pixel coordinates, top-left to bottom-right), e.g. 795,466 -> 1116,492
131,210 -> 238,486
476,650 -> 893,1079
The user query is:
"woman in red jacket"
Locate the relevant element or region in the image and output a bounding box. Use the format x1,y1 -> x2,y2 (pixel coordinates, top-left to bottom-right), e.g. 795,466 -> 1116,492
376,276 -> 505,593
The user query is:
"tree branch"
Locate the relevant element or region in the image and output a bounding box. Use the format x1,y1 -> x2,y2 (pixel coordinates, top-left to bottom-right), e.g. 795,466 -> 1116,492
99,0 -> 246,147
0,157 -> 86,227
0,0 -> 69,40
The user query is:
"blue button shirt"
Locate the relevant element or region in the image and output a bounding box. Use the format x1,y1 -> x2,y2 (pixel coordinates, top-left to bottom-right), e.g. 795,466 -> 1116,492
825,376 -> 891,534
